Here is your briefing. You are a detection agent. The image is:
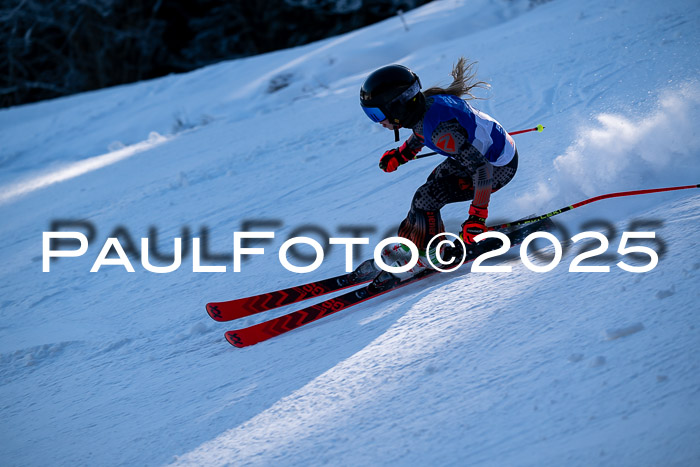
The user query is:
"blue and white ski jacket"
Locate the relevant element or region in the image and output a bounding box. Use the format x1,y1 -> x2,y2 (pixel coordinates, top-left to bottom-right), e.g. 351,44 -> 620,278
405,94 -> 517,208
417,94 -> 515,167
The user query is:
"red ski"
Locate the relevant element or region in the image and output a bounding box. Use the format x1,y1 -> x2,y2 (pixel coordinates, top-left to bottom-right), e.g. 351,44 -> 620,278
225,269 -> 425,348
224,218 -> 553,348
206,260 -> 378,321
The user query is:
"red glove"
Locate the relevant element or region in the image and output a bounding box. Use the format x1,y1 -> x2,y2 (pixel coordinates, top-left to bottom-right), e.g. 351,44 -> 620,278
379,141 -> 419,173
461,205 -> 488,244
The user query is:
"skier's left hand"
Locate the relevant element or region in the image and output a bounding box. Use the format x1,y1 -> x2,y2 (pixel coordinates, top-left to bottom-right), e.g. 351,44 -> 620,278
461,204 -> 488,244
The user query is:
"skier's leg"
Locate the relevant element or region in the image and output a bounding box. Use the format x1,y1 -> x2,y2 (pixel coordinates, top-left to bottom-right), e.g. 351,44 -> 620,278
381,154 -> 519,280
397,158 -> 473,250
376,160 -> 472,281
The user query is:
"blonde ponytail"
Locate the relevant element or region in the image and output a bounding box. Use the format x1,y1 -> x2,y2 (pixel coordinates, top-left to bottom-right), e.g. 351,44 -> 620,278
423,57 -> 490,100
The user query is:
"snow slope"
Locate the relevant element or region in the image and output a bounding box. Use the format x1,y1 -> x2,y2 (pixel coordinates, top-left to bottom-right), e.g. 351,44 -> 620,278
1,0 -> 699,465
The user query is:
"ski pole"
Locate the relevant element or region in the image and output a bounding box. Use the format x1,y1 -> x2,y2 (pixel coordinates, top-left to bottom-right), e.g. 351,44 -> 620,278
488,184 -> 700,231
509,124 -> 545,136
414,124 -> 544,160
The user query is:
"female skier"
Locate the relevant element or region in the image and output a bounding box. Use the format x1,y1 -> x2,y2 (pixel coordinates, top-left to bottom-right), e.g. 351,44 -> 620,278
360,58 -> 518,279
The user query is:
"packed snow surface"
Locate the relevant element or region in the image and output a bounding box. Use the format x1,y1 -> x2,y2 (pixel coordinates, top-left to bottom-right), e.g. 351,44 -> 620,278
1,0 -> 699,465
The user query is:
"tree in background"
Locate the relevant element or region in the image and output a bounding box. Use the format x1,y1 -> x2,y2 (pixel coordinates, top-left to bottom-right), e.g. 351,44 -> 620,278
0,0 -> 429,108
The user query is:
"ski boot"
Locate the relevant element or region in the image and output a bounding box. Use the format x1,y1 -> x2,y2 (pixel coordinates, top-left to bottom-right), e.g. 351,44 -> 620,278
367,242 -> 433,293
347,258 -> 380,284
368,270 -> 402,293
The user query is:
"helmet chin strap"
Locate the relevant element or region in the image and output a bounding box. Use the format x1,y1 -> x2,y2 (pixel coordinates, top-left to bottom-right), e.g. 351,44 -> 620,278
394,125 -> 400,142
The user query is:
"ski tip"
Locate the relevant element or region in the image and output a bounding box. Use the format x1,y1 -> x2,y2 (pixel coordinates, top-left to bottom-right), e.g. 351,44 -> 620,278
206,303 -> 226,321
225,331 -> 247,348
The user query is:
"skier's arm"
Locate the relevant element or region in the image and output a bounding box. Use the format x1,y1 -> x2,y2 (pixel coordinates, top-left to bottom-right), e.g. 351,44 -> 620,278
405,131 -> 425,153
460,161 -> 492,243
470,162 -> 493,209
378,132 -> 424,173
429,120 -> 493,207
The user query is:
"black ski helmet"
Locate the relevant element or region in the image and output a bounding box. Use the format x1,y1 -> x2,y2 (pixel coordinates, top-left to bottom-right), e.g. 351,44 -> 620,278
360,64 -> 422,127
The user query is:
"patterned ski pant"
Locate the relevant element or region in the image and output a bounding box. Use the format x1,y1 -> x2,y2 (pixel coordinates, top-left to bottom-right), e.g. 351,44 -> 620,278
397,151 -> 518,250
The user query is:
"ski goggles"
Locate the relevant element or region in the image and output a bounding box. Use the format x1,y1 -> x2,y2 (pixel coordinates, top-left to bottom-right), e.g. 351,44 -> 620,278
361,106 -> 387,123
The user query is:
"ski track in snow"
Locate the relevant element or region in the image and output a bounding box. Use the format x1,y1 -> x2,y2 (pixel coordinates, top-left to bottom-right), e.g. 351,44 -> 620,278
1,0 -> 699,465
